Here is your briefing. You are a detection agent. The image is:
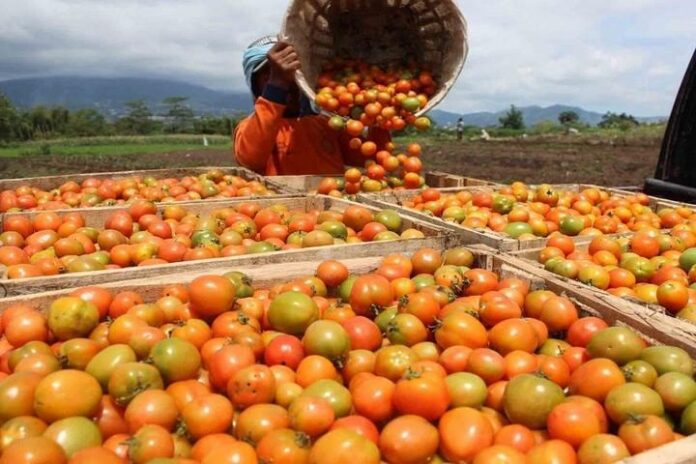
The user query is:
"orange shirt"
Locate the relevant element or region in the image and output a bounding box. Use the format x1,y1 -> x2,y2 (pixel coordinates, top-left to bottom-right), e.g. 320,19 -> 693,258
234,96 -> 390,176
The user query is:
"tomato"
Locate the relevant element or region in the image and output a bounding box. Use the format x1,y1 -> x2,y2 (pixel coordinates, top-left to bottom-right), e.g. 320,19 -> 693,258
68,447 -> 124,464
43,416 -> 101,458
539,296 -> 578,331
228,364 -> 276,408
302,320 -> 351,366
619,415 -> 674,454
256,428 -> 311,464
446,372 -> 487,409
208,344 -> 256,391
181,393 -> 234,439
0,416 -> 47,451
235,403 -> 289,446
576,434 -> 630,464
386,313 -> 428,347
268,292 -> 319,336
622,360 -> 658,387
300,379 -> 352,418
123,389 -> 177,433
466,348 -> 505,385
128,424 -> 175,464
438,407 -> 494,462
149,338 -> 201,384
393,370 -> 449,421
640,345 -> 693,375
48,297 -> 99,340
308,429 -> 380,464
604,382 -> 665,424
107,362 -> 164,407
569,358 -> 625,403
341,316 -> 381,351
374,345 -> 418,382
288,396 -> 335,438
526,440 -> 577,464
494,424 -> 536,453
188,275 -> 236,318
316,260 -> 349,287
488,319 -> 539,355
33,370 -> 101,422
350,374 -> 395,423
546,401 -> 603,448
566,316 -> 608,347
4,310 -> 49,347
85,344 -> 137,389
503,374 -> 565,430
586,327 -> 643,365
264,335 -> 305,369
0,436 -> 67,464
434,311 -> 488,349
378,415 -> 438,464
349,275 -> 393,316
654,372 -> 696,411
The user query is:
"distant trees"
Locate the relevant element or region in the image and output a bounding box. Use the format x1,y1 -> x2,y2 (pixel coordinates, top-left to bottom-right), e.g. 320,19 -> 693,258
558,111 -> 579,125
0,94 -> 240,142
163,97 -> 194,133
499,105 -> 525,130
116,100 -> 158,135
599,112 -> 639,131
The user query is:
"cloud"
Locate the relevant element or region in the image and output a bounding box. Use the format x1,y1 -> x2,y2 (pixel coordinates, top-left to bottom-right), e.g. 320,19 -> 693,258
0,0 -> 694,116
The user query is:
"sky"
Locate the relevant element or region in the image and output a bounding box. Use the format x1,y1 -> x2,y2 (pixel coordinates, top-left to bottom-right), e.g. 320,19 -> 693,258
0,0 -> 695,116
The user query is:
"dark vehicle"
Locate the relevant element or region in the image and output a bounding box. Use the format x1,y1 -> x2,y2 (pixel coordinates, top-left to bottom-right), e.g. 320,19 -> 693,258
644,48 -> 696,203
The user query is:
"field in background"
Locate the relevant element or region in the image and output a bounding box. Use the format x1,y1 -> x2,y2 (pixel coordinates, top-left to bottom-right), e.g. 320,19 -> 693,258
0,128 -> 663,186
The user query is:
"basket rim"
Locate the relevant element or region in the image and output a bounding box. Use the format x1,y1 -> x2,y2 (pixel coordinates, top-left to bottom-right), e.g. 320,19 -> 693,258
280,0 -> 468,118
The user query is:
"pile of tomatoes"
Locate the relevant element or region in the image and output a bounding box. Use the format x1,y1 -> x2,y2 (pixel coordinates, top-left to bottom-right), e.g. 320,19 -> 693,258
0,201 -> 421,279
314,142 -> 426,195
538,231 -> 696,318
0,246 -> 694,463
404,183 -> 696,239
314,60 -> 435,195
0,170 -> 274,213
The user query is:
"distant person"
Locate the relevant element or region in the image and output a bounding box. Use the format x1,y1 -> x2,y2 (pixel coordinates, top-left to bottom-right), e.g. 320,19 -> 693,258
234,36 -> 389,176
456,117 -> 465,141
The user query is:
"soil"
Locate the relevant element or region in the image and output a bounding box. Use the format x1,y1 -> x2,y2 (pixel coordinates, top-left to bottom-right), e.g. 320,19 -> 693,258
0,139 -> 661,187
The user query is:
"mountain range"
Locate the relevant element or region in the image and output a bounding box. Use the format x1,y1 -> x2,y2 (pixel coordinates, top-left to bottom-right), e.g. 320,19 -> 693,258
0,77 -> 666,126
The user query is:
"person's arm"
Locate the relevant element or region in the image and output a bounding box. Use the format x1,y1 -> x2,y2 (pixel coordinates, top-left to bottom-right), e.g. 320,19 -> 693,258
339,127 -> 393,167
233,41 -> 301,173
234,88 -> 288,173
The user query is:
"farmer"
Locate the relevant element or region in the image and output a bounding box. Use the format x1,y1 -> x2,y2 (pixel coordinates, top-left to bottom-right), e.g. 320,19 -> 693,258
456,117 -> 465,141
234,36 -> 389,176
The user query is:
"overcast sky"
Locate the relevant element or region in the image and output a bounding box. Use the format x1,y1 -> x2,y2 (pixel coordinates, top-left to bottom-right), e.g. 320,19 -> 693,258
1,0 -> 695,116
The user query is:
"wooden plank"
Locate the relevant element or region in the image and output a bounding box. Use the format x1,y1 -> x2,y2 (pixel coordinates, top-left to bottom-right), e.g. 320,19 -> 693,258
0,166 -> 256,191
619,434 -> 696,464
0,195 -> 456,296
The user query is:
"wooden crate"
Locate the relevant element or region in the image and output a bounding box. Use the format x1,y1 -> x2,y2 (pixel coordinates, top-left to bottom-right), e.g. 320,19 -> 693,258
2,246 -> 696,461
357,184 -> 683,252
269,171 -> 498,194
0,195 -> 457,297
0,166 -> 292,201
510,241 -> 696,344
606,187 -> 696,209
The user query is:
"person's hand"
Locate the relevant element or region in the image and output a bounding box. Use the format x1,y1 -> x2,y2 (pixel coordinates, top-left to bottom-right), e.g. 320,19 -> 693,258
267,41 -> 301,88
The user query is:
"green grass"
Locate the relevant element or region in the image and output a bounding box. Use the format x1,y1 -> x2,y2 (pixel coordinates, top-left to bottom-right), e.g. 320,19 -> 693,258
0,135 -> 231,158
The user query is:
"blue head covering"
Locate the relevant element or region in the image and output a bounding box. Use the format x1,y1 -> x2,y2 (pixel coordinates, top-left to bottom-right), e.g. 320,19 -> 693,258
242,35 -> 319,116
243,36 -> 277,96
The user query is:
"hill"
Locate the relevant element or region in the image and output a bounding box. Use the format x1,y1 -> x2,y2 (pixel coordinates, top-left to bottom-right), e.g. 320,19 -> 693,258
431,105 -> 666,128
0,77 -> 252,117
0,77 -> 666,127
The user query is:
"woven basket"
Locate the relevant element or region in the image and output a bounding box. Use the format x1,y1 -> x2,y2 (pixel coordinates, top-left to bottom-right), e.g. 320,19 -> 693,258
281,0 -> 468,117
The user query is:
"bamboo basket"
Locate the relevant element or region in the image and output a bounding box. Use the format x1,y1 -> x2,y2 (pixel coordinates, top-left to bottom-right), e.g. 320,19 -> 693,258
281,0 -> 468,116
0,195 -> 457,296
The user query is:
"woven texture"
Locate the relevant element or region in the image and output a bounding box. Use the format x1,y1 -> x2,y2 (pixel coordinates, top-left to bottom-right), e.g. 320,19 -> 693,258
281,0 -> 468,116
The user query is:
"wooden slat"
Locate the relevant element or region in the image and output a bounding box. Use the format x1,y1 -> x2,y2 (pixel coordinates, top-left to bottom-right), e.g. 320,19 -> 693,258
619,434 -> 696,464
0,195 -> 456,296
